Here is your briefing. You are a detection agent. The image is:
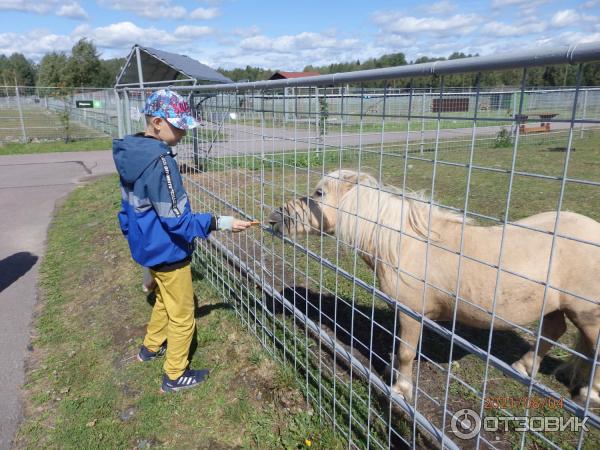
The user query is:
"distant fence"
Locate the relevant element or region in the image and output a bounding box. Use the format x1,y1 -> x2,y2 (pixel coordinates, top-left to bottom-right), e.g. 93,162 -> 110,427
121,42 -> 600,449
0,86 -> 117,143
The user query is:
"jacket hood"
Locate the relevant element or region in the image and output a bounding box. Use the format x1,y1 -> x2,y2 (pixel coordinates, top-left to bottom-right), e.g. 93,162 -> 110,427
113,135 -> 171,183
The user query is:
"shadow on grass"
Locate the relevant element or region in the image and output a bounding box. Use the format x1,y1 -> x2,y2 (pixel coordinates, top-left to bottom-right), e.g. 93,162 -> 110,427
272,284 -> 563,382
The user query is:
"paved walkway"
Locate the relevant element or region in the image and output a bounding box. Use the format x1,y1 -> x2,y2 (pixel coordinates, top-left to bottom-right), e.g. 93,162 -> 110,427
0,150 -> 115,450
198,121 -> 594,156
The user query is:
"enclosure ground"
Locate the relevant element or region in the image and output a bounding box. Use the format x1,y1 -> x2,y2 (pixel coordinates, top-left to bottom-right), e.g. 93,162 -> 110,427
183,128 -> 600,449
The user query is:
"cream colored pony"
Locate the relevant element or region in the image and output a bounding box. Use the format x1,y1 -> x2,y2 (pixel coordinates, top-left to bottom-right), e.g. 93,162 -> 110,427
268,169 -> 600,405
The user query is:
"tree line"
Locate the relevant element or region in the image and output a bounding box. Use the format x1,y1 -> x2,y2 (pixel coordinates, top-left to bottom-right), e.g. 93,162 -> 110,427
221,51 -> 600,88
0,39 -> 124,88
2,39 -> 599,89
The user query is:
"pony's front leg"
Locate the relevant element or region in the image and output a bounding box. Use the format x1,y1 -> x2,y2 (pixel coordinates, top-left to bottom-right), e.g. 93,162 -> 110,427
392,314 -> 421,402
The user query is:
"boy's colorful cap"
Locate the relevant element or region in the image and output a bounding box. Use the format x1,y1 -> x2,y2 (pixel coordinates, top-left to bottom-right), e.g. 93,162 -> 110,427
143,89 -> 199,130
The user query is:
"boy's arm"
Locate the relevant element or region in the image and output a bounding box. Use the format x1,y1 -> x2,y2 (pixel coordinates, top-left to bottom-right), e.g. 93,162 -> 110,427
146,155 -> 215,241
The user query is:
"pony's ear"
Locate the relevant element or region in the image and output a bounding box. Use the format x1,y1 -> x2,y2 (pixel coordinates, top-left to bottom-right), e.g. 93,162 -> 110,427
339,171 -> 367,185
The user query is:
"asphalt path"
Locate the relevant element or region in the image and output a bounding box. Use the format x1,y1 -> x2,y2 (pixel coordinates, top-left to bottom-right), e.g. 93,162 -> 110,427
197,120 -> 592,156
0,150 -> 115,450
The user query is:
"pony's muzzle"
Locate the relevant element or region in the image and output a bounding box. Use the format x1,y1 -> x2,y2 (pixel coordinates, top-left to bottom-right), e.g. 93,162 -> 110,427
268,208 -> 284,233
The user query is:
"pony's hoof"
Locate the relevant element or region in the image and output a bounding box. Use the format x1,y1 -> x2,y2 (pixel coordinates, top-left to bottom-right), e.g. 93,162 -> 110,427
573,387 -> 600,409
512,360 -> 531,377
392,379 -> 413,403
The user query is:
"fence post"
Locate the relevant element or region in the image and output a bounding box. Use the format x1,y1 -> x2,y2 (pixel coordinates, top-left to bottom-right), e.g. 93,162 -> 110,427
419,88 -> 427,154
124,90 -> 132,135
15,85 -> 27,143
580,88 -> 589,139
3,84 -> 8,106
115,90 -> 124,138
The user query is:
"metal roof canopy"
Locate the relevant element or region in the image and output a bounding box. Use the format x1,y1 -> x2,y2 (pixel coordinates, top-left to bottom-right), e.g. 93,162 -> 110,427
114,44 -> 232,88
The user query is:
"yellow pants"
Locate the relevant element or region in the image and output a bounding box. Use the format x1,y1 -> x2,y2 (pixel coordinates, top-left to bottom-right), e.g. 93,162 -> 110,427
143,263 -> 195,380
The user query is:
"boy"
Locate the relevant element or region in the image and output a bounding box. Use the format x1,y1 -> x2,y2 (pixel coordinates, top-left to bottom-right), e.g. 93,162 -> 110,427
113,89 -> 252,392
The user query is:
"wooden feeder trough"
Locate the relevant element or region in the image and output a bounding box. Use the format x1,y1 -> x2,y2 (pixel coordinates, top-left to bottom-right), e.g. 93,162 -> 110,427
515,113 -> 558,134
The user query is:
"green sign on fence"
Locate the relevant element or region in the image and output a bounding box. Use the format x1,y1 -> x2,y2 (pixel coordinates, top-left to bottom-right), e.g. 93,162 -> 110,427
76,100 -> 93,108
75,100 -> 102,108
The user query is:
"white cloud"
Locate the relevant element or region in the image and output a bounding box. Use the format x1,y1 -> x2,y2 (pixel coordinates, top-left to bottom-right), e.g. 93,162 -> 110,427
582,0 -> 600,7
57,2 -> 88,19
492,0 -> 551,15
0,19 -> 225,62
99,0 -> 189,20
376,34 -> 417,48
240,31 -> 359,54
0,29 -> 75,59
481,19 -> 547,37
534,30 -> 600,48
491,0 -> 529,7
482,21 -> 522,37
0,0 -> 55,14
212,44 -> 383,71
518,20 -> 548,34
232,26 -> 261,38
174,25 -> 213,38
423,1 -> 456,15
0,0 -> 87,18
372,12 -> 479,36
190,7 -> 219,19
552,9 -> 581,27
82,22 -> 180,48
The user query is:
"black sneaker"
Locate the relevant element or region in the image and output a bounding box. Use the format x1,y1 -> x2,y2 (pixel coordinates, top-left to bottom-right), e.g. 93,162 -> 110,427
137,342 -> 167,362
161,369 -> 210,393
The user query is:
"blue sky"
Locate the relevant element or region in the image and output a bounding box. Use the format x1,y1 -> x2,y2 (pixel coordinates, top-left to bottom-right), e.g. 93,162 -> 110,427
1,0 -> 599,70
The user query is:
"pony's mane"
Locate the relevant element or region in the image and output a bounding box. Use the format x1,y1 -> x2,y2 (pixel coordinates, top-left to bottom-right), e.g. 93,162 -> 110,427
333,171 -> 468,264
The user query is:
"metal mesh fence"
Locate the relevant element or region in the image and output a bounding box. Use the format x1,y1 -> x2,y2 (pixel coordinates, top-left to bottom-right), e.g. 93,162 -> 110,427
0,86 -> 116,143
118,44 -> 600,449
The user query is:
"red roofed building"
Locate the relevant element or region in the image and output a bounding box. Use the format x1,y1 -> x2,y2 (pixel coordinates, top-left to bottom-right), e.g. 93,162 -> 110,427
268,71 -> 321,80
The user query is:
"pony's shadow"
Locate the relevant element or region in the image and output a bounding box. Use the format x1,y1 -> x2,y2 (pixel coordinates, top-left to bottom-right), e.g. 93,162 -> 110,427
271,285 -> 563,378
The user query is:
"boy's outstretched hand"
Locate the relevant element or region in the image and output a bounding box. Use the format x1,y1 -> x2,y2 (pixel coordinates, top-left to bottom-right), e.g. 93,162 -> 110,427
231,219 -> 258,232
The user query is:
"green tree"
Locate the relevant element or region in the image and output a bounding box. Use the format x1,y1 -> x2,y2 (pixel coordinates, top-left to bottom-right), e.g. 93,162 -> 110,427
64,38 -> 102,87
218,65 -> 272,82
99,57 -> 126,86
583,62 -> 600,86
0,55 -> 8,82
37,52 -> 68,86
5,53 -> 36,85
542,66 -> 561,86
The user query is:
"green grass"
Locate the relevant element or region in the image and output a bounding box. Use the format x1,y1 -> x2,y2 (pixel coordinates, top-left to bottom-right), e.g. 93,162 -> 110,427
239,113 -> 515,134
185,128 -> 600,449
0,138 -> 113,155
15,175 -> 342,449
0,106 -> 113,146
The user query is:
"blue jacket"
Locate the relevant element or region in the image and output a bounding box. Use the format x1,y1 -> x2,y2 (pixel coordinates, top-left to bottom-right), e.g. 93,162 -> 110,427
113,134 -> 213,268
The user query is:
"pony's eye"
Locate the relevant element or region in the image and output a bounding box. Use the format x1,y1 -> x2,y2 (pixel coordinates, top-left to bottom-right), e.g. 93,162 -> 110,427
315,189 -> 323,197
